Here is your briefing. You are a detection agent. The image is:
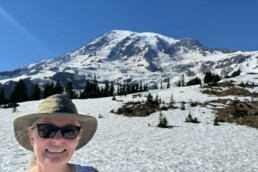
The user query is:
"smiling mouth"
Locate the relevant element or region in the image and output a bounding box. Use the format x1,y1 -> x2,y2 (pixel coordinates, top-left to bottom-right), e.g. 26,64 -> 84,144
46,149 -> 67,154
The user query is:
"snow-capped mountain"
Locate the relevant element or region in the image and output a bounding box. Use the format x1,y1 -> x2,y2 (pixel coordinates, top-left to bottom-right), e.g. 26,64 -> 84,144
1,30 -> 258,96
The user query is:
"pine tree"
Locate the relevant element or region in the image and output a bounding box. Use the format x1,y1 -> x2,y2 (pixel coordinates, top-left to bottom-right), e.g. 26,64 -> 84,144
65,81 -> 74,99
104,81 -> 110,97
54,81 -> 64,94
181,74 -> 185,87
154,94 -> 160,105
204,72 -> 220,85
139,81 -> 143,92
169,94 -> 175,107
9,79 -> 28,103
144,83 -> 148,91
167,77 -> 170,89
160,82 -> 163,89
186,77 -> 201,86
0,88 -> 6,105
43,83 -> 51,98
110,82 -> 114,96
157,112 -> 168,128
146,93 -> 153,104
204,72 -> 213,84
181,102 -> 186,110
92,74 -> 100,98
30,83 -> 41,100
81,76 -> 101,98
231,69 -> 241,77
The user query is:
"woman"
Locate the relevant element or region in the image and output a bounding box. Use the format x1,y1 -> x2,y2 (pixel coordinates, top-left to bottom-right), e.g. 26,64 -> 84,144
13,94 -> 98,172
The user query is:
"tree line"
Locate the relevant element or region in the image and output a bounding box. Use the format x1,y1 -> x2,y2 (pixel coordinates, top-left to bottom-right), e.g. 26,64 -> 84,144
0,76 -> 149,106
0,70 -> 239,106
177,71 -> 222,87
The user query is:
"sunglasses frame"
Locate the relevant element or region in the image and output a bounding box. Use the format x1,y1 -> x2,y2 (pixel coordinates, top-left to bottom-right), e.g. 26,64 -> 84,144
36,123 -> 81,140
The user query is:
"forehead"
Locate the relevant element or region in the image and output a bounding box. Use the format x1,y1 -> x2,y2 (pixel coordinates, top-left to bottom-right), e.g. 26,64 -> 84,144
35,118 -> 80,126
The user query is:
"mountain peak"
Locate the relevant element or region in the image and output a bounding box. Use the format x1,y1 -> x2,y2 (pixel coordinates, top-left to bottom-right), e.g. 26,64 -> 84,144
107,30 -> 179,43
1,29 -> 254,98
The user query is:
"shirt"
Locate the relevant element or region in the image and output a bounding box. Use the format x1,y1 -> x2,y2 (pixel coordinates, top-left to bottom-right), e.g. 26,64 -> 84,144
74,164 -> 95,172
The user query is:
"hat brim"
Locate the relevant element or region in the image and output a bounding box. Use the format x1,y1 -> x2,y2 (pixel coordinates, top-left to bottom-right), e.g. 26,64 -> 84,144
13,113 -> 98,151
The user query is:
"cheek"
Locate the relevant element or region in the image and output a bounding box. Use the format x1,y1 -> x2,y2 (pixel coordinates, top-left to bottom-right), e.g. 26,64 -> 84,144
68,138 -> 80,150
33,138 -> 49,152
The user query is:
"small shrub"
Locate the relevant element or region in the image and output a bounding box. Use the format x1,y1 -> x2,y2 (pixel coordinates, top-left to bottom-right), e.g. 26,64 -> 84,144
239,81 -> 245,88
186,77 -> 201,86
190,101 -> 198,107
214,118 -> 219,126
181,102 -> 186,110
160,106 -> 168,111
157,112 -> 168,128
231,69 -> 241,77
185,112 -> 200,123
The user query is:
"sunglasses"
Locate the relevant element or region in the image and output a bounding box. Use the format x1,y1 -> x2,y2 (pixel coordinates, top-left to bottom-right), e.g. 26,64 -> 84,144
36,124 -> 81,140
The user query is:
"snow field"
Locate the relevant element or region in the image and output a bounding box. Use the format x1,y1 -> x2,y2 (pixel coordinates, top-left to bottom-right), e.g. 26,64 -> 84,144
1,86 -> 258,171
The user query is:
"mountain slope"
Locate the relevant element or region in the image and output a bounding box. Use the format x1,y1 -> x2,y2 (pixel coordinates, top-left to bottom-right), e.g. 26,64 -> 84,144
1,30 -> 258,96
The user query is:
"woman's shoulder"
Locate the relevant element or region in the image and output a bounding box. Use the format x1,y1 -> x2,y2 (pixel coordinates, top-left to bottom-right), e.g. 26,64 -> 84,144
74,164 -> 99,172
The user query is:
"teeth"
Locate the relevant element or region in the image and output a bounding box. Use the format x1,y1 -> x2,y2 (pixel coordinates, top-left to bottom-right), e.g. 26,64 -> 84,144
46,149 -> 66,153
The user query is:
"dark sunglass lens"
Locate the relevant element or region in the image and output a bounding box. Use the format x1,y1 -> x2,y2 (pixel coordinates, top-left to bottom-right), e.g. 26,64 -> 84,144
61,126 -> 81,139
37,124 -> 58,138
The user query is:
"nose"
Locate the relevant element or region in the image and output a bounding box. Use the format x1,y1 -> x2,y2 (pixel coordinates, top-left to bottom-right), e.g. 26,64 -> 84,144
50,130 -> 64,142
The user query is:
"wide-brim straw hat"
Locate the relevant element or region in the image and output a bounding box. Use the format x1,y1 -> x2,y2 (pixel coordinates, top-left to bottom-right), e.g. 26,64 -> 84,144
13,94 -> 98,151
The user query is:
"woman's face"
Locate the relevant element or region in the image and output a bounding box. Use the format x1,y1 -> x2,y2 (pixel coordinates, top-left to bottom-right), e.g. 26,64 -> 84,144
29,118 -> 81,167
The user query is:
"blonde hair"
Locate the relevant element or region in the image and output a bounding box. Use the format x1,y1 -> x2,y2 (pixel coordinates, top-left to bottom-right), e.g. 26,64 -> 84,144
29,121 -> 38,167
31,154 -> 37,167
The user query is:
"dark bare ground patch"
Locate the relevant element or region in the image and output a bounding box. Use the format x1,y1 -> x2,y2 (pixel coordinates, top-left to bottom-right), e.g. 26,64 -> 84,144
203,85 -> 258,129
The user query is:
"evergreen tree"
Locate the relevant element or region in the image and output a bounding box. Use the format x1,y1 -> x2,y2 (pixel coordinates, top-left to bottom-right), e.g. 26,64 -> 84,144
231,69 -> 241,77
169,94 -> 175,107
177,81 -> 182,87
92,74 -> 100,97
181,74 -> 185,86
157,112 -> 168,128
160,82 -> 163,89
65,81 -> 74,99
9,79 -> 28,103
81,80 -> 90,98
143,83 -> 148,91
181,102 -> 186,110
204,72 -> 221,85
154,94 -> 160,105
30,83 -> 41,100
109,82 -> 115,96
104,81 -> 109,96
43,83 -> 51,98
204,72 -> 213,84
43,82 -> 55,98
0,88 -> 6,105
117,83 -> 121,96
146,93 -> 153,104
167,77 -> 170,89
54,81 -> 64,94
81,76 -> 101,98
186,77 -> 202,86
212,74 -> 221,84
139,81 -> 143,92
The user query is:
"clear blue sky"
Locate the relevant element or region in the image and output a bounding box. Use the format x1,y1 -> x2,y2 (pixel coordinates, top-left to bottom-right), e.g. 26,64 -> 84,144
0,0 -> 258,72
